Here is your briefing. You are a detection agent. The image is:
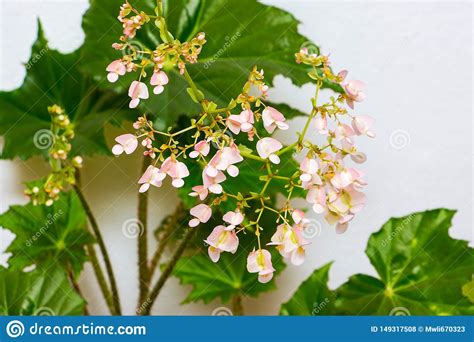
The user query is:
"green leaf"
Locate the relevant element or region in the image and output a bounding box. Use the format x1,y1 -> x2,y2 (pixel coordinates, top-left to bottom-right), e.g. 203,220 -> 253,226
0,21 -> 132,160
0,191 -> 94,277
462,277 -> 474,304
173,211 -> 286,304
280,209 -> 474,315
280,263 -> 335,315
81,0 -> 340,128
0,267 -> 85,315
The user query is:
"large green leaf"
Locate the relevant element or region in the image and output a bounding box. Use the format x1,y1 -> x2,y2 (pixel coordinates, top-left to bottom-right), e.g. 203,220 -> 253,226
280,263 -> 335,315
0,191 -> 94,277
0,267 -> 85,315
173,211 -> 286,304
0,21 -> 131,160
280,209 -> 474,315
81,0 -> 339,127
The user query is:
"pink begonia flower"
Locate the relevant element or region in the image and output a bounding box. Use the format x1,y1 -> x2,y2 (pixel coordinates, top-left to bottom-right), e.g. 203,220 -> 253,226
128,81 -> 149,108
189,185 -> 209,200
325,187 -> 366,233
282,228 -> 310,266
161,157 -> 190,188
226,109 -> 254,135
223,210 -> 244,229
189,204 -> 212,227
112,134 -> 138,156
150,71 -> 169,95
306,186 -> 327,214
247,249 -> 275,283
256,137 -> 283,164
206,144 -> 243,177
331,168 -> 366,190
335,124 -> 355,144
138,165 -> 166,193
340,140 -> 367,164
292,209 -> 309,226
352,115 -> 376,138
202,168 -> 226,194
106,60 -> 126,83
299,157 -> 322,189
339,71 -> 366,109
205,225 -> 239,262
262,107 -> 289,133
267,224 -> 288,256
189,140 -> 210,158
314,114 -> 328,134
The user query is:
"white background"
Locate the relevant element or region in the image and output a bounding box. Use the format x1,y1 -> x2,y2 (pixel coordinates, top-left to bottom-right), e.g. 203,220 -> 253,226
0,0 -> 472,315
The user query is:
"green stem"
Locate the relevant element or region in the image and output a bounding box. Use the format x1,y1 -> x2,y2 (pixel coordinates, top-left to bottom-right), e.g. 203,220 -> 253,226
73,184 -> 122,315
140,228 -> 196,315
137,157 -> 150,310
149,202 -> 186,280
85,245 -> 115,314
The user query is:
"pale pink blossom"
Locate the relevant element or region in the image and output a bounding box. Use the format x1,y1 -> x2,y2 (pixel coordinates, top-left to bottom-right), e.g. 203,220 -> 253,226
282,228 -> 309,266
340,140 -> 367,164
205,225 -> 239,262
299,157 -> 322,189
161,157 -> 189,188
226,109 -> 254,135
342,80 -> 366,109
189,140 -> 210,158
206,144 -> 243,177
189,204 -> 212,227
331,168 -> 366,190
189,185 -> 209,200
112,134 -> 138,155
256,137 -> 282,164
335,124 -> 355,144
223,210 -> 244,229
314,114 -> 328,134
106,60 -> 126,83
202,168 -> 226,194
306,186 -> 327,214
138,165 -> 166,192
352,115 -> 375,138
128,81 -> 149,108
262,107 -> 289,133
247,249 -> 275,283
150,71 -> 169,95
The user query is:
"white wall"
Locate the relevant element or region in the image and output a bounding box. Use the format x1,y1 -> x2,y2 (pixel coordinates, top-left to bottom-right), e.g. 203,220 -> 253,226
0,0 -> 472,315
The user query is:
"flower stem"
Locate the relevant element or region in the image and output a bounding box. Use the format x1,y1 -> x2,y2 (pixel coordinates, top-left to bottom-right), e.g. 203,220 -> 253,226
140,228 -> 196,315
149,202 -> 186,279
73,183 -> 122,315
137,157 -> 151,310
231,295 -> 244,316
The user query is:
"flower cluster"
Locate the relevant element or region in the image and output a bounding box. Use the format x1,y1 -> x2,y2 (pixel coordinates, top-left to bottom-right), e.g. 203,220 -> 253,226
107,1 -> 206,108
25,105 -> 82,206
108,2 -> 374,283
